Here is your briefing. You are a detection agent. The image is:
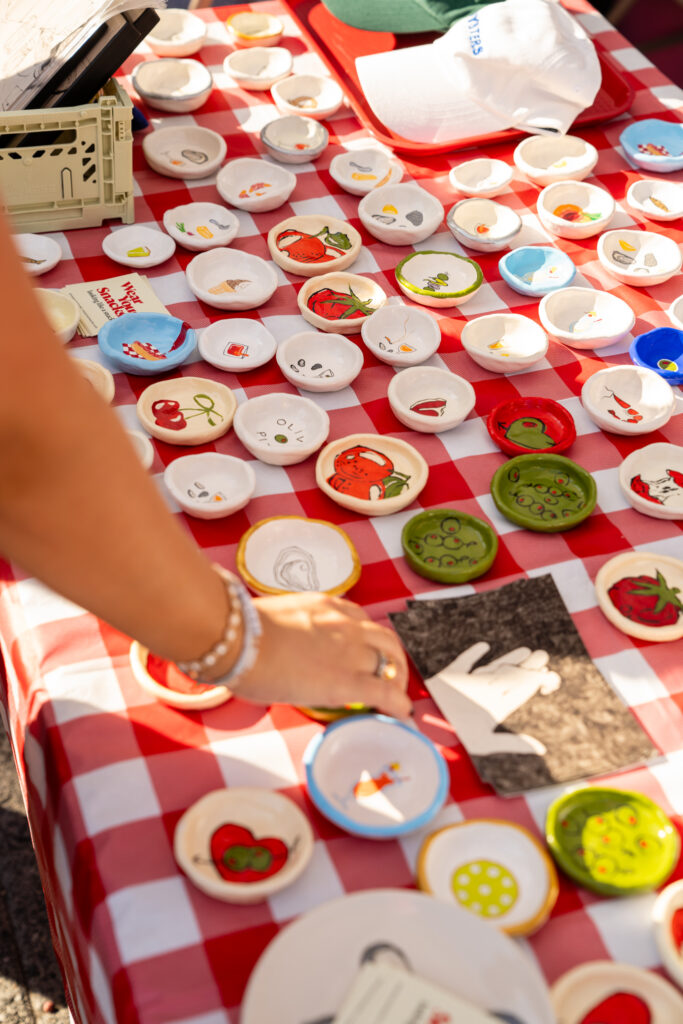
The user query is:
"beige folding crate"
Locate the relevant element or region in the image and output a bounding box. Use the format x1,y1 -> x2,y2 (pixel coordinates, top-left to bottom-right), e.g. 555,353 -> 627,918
0,79 -> 135,233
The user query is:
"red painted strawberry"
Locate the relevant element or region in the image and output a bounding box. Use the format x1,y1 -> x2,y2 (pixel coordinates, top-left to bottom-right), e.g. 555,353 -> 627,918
210,823 -> 288,883
579,992 -> 651,1024
308,286 -> 376,321
608,570 -> 682,627
152,399 -> 186,431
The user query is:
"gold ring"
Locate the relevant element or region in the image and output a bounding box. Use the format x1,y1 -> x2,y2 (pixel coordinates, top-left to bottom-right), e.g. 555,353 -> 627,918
375,651 -> 398,681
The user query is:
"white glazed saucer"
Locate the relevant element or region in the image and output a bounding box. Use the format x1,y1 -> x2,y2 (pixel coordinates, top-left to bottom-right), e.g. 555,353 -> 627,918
447,198 -> 522,253
162,203 -> 238,251
619,443 -> 683,520
448,158 -> 513,198
72,358 -> 115,403
163,453 -> 256,519
216,157 -> 296,212
129,640 -> 231,710
102,224 -> 176,268
537,180 -> 615,239
34,289 -> 80,344
186,248 -> 278,311
513,134 -> 598,186
653,880 -> 683,989
267,215 -> 361,277
223,46 -> 292,90
260,116 -> 328,164
136,376 -> 237,446
360,304 -> 441,366
14,233 -> 62,275
132,58 -> 213,113
581,364 -> 675,435
198,319 -> 277,372
233,393 -> 330,466
298,272 -> 387,334
142,125 -> 227,180
461,313 -> 548,373
276,331 -> 363,392
597,229 -> 682,287
329,148 -> 403,196
145,9 -> 207,57
595,551 -> 683,643
315,433 -> 429,516
271,73 -> 344,120
226,11 -> 284,47
388,366 -> 475,433
627,179 -> 683,222
539,287 -> 635,349
358,183 -> 443,245
551,961 -> 683,1024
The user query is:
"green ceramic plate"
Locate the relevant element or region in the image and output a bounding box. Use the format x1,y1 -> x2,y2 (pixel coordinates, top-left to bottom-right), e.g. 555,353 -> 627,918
546,786 -> 680,896
490,453 -> 597,532
401,508 -> 498,583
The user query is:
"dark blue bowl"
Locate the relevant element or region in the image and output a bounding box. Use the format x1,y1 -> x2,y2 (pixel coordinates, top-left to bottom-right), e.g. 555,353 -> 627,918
630,327 -> 683,386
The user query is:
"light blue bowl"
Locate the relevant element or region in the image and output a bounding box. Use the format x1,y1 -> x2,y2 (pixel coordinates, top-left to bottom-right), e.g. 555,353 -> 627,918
619,119 -> 683,173
498,246 -> 576,297
98,313 -> 196,375
630,327 -> 683,386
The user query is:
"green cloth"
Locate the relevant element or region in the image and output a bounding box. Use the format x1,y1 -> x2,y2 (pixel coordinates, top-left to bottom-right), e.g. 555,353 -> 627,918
321,0 -> 499,33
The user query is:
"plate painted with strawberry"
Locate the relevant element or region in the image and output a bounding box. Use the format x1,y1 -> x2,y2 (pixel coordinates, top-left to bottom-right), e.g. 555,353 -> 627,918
551,961 -> 683,1024
653,880 -> 683,989
595,551 -> 683,643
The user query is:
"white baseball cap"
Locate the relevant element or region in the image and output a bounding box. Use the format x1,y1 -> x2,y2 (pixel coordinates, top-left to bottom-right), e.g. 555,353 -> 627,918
356,0 -> 602,144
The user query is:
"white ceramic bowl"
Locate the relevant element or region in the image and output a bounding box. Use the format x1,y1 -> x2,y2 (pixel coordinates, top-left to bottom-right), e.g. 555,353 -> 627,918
448,158 -> 513,198
597,229 -> 682,287
186,248 -> 278,311
136,376 -> 237,446
537,180 -> 615,239
261,116 -> 328,164
539,287 -> 635,349
267,215 -> 361,277
216,157 -> 296,212
34,288 -> 80,343
162,203 -> 238,252
627,179 -> 683,222
669,295 -> 683,331
223,46 -> 292,90
142,125 -> 227,180
358,183 -> 443,246
276,331 -> 363,391
619,443 -> 683,520
595,551 -> 683,643
315,433 -> 429,516
145,9 -> 207,57
226,11 -> 284,47
233,393 -> 330,465
447,198 -> 522,253
653,880 -> 683,989
395,251 -> 483,308
163,452 -> 256,519
129,641 -> 231,710
72,358 -> 115,403
298,272 -> 387,334
461,313 -> 548,373
127,430 -> 155,469
581,365 -> 675,435
198,319 -> 277,372
329,148 -> 403,196
271,74 -> 343,121
388,366 -> 475,433
102,224 -> 176,268
132,58 -> 213,113
360,304 -> 441,366
14,233 -> 62,276
514,134 -> 598,185
551,961 -> 683,1024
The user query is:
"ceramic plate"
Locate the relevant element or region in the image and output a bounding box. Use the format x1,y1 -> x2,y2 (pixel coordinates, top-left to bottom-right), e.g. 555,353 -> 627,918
260,115 -> 328,164
132,58 -> 212,113
267,215 -> 361,277
360,305 -> 441,366
236,515 -> 360,596
594,551 -> 683,643
498,246 -> 576,297
271,73 -> 344,120
162,203 -> 238,251
226,11 -> 283,47
358,183 -> 443,245
198,319 -> 276,372
34,288 -> 80,344
619,443 -> 683,520
537,180 -> 615,239
329,147 -> 403,195
401,509 -> 498,584
395,251 -> 483,308
136,376 -> 236,446
491,454 -> 596,532
581,365 -> 675,436
216,157 -> 296,212
145,9 -> 206,56
539,287 -> 635,350
72,358 -> 115,403
487,398 -> 576,455
223,46 -> 292,90
142,125 -> 227,180
619,118 -> 683,173
102,225 -> 176,268
448,158 -> 513,198
513,134 -> 598,186
98,313 -> 196,375
233,393 -> 330,466
174,787 -> 313,904
14,233 -> 62,275
551,961 -> 683,1024
127,430 -> 155,469
276,331 -> 363,392
653,880 -> 683,989
627,179 -> 683,222
129,641 -> 231,710
186,248 -> 278,311
630,326 -> 683,386
446,198 -> 522,253
163,453 -> 256,519
388,366 -> 476,433
597,229 -> 682,287
461,313 -> 548,373
298,272 -> 387,334
316,433 -> 429,516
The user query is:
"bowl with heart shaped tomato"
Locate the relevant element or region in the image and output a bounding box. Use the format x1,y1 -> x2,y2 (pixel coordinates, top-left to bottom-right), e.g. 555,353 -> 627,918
595,551 -> 683,643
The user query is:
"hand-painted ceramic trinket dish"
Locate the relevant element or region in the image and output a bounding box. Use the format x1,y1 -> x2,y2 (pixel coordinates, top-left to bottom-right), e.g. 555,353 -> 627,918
630,327 -> 683,385
491,454 -> 597,532
226,11 -> 284,47
162,203 -> 238,252
15,233 -> 61,275
620,118 -> 683,173
446,198 -> 522,253
127,430 -> 155,469
360,305 -> 441,366
627,179 -> 683,222
358,183 -> 443,245
513,134 -> 598,185
595,551 -> 683,642
304,715 -> 448,839
174,788 -> 314,904
537,180 -> 615,239
260,116 -> 328,164
198,318 -> 277,372
546,786 -> 680,895
298,704 -> 369,724
388,366 -> 475,433
72,358 -> 115,403
129,640 -> 231,709
298,272 -> 387,334
267,215 -> 361,277
223,46 -> 292,90
395,251 -> 483,308
132,58 -> 213,113
98,313 -> 196,375
581,364 -> 675,435
597,229 -> 682,287
653,880 -> 683,989
136,376 -> 236,446
216,156 -> 296,212
142,125 -> 227,180
316,433 -> 428,516
186,248 -> 278,311
551,961 -> 683,1024
102,225 -> 176,268
539,287 -> 635,350
417,819 -> 558,936
448,158 -> 513,198
498,246 -> 576,297
401,509 -> 497,584
34,289 -> 80,344
460,313 -> 548,373
276,331 -> 363,392
487,398 -> 576,455
669,295 -> 683,331
619,443 -> 683,520
163,453 -> 256,519
233,393 -> 330,466
145,9 -> 207,57
271,74 -> 344,121
236,515 -> 361,596
329,148 -> 403,195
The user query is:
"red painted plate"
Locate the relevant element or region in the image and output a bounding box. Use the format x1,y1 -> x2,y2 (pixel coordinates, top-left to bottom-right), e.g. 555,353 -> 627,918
487,397 -> 576,456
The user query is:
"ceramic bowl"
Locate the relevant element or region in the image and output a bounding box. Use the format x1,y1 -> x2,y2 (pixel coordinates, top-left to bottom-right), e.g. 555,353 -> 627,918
360,305 -> 441,366
513,134 -> 598,186
487,397 -> 576,455
329,148 -> 403,196
460,313 -> 548,373
198,318 -> 277,372
276,331 -> 363,392
595,551 -> 683,643
223,46 -> 292,90
315,433 -> 429,516
98,313 -> 196,375
236,515 -> 361,596
145,9 -> 207,57
539,287 -> 635,350
417,819 -> 558,936
164,453 -> 256,519
216,157 -> 296,212
136,376 -> 236,446
127,430 -> 155,469
537,180 -> 615,239
491,453 -> 597,532
448,158 -> 513,198
669,295 -> 683,331
267,215 -> 361,277
233,393 -> 330,466
498,246 -> 576,297
34,288 -> 80,344
303,715 -> 449,839
653,880 -> 683,989
358,183 -> 443,245
162,203 -> 238,252
72,358 -> 115,403
630,327 -> 683,385
297,272 -> 387,334
551,961 -> 683,1024
597,229 -> 682,287
226,11 -> 284,47
395,251 -> 483,308
581,364 -> 675,436
142,125 -> 227,180
627,179 -> 683,222
446,198 -> 522,253
174,787 -> 314,904
620,118 -> 683,173
271,74 -> 344,121
132,58 -> 213,113
129,641 -> 231,710
619,442 -> 683,520
186,248 -> 278,311
260,116 -> 328,164
15,233 -> 62,276
102,225 -> 176,268
401,508 -> 498,584
387,366 -> 475,433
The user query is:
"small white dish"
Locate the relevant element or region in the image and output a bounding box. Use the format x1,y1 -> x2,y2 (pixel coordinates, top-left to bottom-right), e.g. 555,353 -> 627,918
132,58 -> 213,113
627,179 -> 683,222
271,73 -> 343,121
669,295 -> 683,331
539,287 -> 635,350
461,313 -> 548,373
216,157 -> 296,212
395,251 -> 483,308
537,180 -> 615,239
129,640 -> 231,710
448,158 -> 513,198
72,358 -> 115,403
233,393 -> 330,466
595,551 -> 683,643
223,46 -> 292,91
142,125 -> 226,180
619,443 -> 683,520
276,331 -> 363,392
329,148 -> 403,196
551,961 -> 683,1024
514,134 -> 598,186
198,319 -> 277,372
136,376 -> 236,446
597,229 -> 682,287
15,233 -> 62,276
653,879 -> 683,989
298,272 -> 387,334
260,116 -> 328,164
102,225 -> 176,268
236,515 -> 361,596
267,215 -> 361,277
164,453 -> 255,519
358,183 -> 443,246
226,11 -> 284,47
581,365 -> 675,435
34,288 -> 79,344
447,198 -> 522,253
186,248 -> 278,311
316,433 -> 428,516
388,366 -> 475,433
145,9 -> 207,57
163,203 -> 238,252
127,430 -> 155,469
360,305 -> 441,366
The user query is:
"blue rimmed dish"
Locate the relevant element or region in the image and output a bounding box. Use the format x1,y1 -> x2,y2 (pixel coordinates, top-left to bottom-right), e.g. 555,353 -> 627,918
498,246 -> 576,297
620,119 -> 683,173
98,313 -> 196,375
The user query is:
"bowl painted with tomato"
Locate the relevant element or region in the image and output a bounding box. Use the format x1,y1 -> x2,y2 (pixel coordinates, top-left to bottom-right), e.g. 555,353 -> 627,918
267,215 -> 362,277
487,397 -> 576,456
136,376 -> 237,446
298,272 -> 387,334
595,551 -> 683,643
315,433 -> 429,516
395,251 -> 483,308
490,454 -> 597,532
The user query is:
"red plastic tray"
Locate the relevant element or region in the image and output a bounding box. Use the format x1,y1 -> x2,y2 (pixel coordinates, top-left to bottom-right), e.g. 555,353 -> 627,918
283,0 -> 635,155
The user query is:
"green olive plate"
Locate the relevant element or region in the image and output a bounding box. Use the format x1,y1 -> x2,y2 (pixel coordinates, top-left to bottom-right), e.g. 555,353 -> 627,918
490,453 -> 597,532
401,509 -> 498,583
